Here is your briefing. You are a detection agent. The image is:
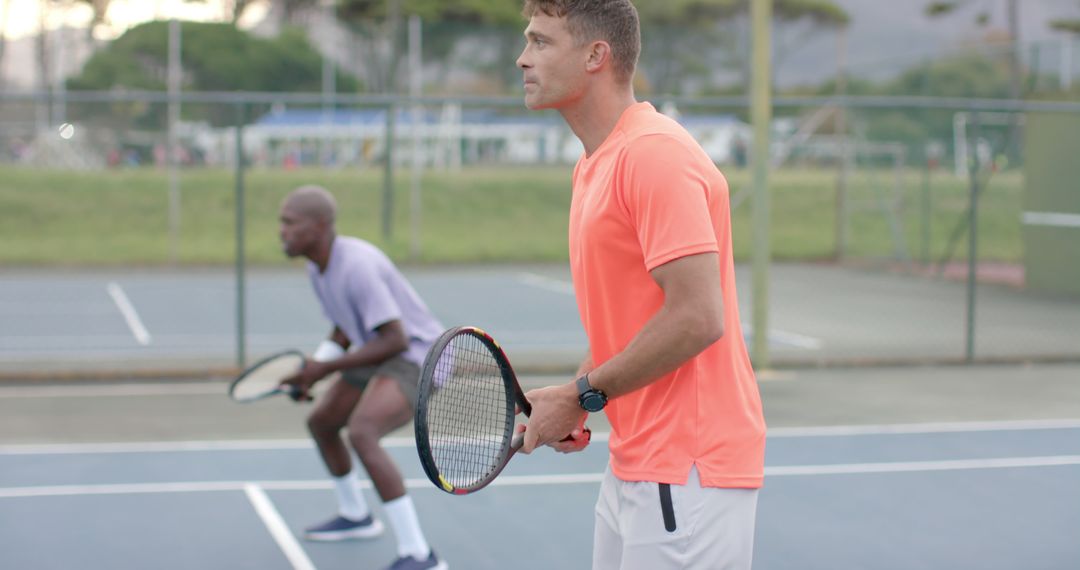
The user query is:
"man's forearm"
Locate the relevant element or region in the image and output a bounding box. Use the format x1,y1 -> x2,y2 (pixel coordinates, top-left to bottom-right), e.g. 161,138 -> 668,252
586,301 -> 722,400
584,253 -> 724,400
575,354 -> 594,378
326,337 -> 405,373
318,323 -> 408,374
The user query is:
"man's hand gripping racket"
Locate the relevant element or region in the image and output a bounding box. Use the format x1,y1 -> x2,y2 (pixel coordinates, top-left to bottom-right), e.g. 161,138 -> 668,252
227,350 -> 307,403
228,349 -> 330,403
414,326 -> 590,495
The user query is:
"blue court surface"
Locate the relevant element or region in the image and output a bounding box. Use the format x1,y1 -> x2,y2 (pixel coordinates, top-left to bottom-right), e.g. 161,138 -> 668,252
5,264 -> 1077,376
2,420 -> 1079,570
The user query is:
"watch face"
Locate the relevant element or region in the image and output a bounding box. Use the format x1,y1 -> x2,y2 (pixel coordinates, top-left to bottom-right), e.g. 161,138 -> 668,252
582,393 -> 605,412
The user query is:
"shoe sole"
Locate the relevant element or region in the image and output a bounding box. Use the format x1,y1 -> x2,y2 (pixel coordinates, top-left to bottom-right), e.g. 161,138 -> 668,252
303,518 -> 385,542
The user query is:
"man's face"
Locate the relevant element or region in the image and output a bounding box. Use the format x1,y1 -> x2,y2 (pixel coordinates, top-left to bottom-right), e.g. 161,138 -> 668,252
278,204 -> 322,259
516,13 -> 589,110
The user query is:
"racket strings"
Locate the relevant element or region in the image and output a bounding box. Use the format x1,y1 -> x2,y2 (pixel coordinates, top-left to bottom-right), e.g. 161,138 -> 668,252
231,355 -> 302,401
425,334 -> 514,488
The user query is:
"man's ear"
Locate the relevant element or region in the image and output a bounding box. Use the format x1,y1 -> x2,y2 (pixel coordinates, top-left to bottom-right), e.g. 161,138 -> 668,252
584,40 -> 612,74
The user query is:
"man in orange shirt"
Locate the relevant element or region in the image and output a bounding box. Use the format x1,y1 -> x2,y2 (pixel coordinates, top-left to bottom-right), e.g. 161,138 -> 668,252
515,1 -> 766,569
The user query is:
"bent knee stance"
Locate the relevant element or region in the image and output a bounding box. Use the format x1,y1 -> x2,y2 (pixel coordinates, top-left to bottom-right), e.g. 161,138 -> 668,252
347,419 -> 382,451
307,409 -> 344,438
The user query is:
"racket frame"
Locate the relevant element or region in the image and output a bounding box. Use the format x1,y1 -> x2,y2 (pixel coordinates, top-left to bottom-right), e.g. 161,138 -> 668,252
415,326 -> 528,495
227,349 -> 305,403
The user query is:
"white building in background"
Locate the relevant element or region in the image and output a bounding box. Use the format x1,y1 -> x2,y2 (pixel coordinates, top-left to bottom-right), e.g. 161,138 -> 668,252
194,103 -> 753,168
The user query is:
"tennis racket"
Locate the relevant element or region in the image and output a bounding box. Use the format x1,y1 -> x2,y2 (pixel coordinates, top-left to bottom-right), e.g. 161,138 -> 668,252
228,349 -> 305,403
414,326 -> 585,495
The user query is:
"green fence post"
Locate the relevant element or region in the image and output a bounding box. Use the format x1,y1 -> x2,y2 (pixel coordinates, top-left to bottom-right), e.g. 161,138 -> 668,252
964,111 -> 980,364
235,101 -> 247,370
751,0 -> 773,370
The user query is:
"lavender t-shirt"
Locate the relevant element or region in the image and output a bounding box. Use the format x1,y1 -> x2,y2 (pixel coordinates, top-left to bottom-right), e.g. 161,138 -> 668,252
307,236 -> 443,365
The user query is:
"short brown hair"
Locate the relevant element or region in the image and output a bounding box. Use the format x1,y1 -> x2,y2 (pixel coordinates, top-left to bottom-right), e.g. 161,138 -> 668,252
522,0 -> 640,83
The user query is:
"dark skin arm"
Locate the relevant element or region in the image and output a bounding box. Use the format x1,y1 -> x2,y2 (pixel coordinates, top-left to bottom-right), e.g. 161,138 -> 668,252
283,321 -> 409,400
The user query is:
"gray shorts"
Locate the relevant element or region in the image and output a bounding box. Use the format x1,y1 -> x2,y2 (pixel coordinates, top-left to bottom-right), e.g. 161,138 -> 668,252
340,355 -> 421,407
593,465 -> 759,570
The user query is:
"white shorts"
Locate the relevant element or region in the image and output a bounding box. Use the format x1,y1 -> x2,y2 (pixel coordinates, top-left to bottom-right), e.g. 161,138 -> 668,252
592,465 -> 759,570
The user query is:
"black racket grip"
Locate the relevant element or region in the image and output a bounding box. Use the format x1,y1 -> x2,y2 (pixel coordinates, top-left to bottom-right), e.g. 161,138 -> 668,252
285,383 -> 309,402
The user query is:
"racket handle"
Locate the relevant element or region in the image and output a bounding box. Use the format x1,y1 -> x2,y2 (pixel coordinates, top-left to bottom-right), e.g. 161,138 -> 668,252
283,383 -> 309,402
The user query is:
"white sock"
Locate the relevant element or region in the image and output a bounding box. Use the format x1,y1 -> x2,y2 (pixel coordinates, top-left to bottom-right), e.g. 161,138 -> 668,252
332,471 -> 370,521
383,495 -> 431,559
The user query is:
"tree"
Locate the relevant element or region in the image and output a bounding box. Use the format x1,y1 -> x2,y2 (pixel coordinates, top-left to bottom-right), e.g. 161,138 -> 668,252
1050,0 -> 1080,38
231,0 -> 256,23
1051,19 -> 1080,34
828,52 -> 1016,168
632,0 -> 738,94
80,0 -> 111,36
260,0 -> 848,96
67,20 -> 359,128
329,0 -> 524,93
682,0 -> 849,95
925,0 -> 1022,159
923,1 -> 1021,98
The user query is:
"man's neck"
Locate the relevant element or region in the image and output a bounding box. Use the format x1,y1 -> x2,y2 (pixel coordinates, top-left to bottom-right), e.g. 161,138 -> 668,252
559,84 -> 637,157
309,234 -> 336,273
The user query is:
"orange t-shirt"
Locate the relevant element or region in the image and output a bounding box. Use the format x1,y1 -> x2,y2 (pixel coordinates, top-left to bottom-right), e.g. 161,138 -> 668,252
569,102 -> 765,488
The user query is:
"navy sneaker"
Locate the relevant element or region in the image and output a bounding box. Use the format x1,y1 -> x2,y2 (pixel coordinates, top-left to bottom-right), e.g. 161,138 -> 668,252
385,550 -> 448,570
303,514 -> 384,541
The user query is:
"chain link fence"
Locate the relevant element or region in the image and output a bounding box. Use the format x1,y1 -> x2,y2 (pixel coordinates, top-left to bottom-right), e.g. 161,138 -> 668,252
1,90 -> 1078,375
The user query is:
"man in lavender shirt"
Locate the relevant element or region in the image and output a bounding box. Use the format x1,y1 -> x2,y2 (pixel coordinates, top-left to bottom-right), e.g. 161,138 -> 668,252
279,185 -> 447,570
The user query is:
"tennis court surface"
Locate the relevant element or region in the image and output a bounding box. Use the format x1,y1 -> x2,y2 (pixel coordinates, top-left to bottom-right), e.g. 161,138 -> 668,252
2,364 -> 1079,570
3,263 -> 1078,377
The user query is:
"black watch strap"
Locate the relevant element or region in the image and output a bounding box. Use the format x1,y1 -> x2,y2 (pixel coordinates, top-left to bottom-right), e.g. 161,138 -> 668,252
575,374 -> 590,396
576,374 -> 607,412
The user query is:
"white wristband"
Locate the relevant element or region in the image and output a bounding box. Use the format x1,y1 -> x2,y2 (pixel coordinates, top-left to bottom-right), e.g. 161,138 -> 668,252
313,340 -> 345,362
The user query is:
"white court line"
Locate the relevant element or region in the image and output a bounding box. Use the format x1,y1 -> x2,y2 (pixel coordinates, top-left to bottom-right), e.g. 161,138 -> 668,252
3,455 -> 1080,500
517,272 -> 575,295
3,418 -> 1080,456
766,330 -> 824,350
0,475 -> 597,499
0,383 -> 228,399
766,455 -> 1080,476
767,418 -> 1080,437
0,333 -> 312,346
1022,211 -> 1080,228
244,484 -> 317,570
742,327 -> 823,350
0,439 -> 315,455
106,282 -> 152,345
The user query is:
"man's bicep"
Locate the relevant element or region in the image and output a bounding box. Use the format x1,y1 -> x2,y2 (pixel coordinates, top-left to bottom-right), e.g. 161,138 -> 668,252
650,252 -> 724,315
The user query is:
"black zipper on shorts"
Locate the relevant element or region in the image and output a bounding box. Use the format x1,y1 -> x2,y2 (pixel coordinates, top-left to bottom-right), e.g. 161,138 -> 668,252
658,483 -> 677,532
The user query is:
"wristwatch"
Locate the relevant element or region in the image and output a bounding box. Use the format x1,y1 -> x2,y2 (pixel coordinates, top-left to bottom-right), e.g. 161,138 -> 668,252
576,374 -> 608,412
